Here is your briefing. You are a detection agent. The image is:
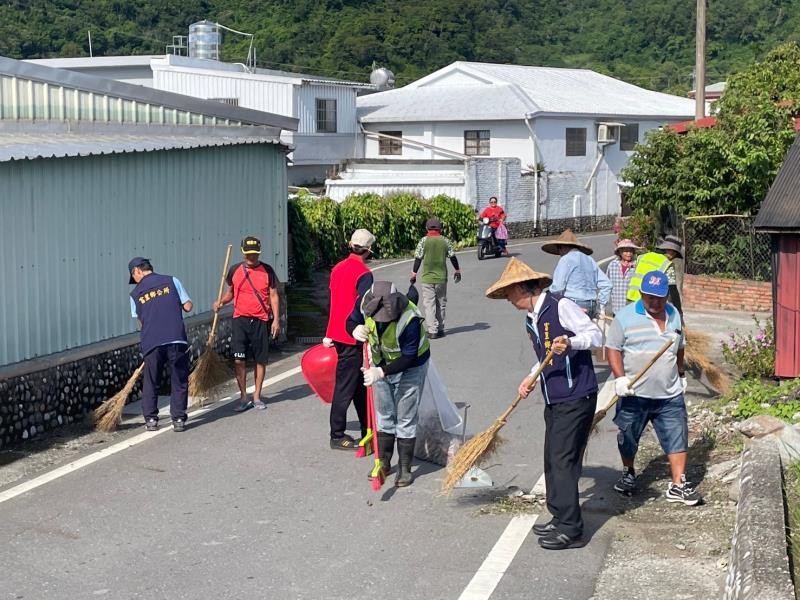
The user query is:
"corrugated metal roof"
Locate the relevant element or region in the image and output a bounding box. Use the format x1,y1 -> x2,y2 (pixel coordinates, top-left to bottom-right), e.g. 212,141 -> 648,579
754,134 -> 800,231
359,61 -> 695,122
0,55 -> 299,131
0,122 -> 288,162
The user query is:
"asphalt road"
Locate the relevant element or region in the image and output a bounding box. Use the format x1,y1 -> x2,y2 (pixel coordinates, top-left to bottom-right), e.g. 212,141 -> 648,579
0,232 -> 620,600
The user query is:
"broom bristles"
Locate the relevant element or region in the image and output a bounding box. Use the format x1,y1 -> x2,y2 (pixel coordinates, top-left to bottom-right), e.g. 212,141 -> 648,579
93,364 -> 144,433
684,328 -> 730,393
440,420 -> 506,493
188,347 -> 231,402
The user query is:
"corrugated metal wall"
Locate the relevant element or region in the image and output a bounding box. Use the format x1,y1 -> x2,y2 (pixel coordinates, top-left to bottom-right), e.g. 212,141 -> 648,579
0,74 -> 237,126
296,84 -> 358,134
152,69 -> 295,120
0,144 -> 287,366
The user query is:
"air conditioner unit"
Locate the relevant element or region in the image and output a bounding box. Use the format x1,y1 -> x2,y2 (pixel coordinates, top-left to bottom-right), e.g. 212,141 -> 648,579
597,124 -> 616,143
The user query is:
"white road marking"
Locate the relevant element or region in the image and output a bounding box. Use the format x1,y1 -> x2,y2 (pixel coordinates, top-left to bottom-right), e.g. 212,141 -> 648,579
457,512 -> 539,600
455,473 -> 546,600
0,365 -> 303,505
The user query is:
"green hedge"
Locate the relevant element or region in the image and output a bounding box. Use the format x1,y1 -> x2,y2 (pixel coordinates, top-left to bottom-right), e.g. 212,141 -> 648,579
289,192 -> 476,281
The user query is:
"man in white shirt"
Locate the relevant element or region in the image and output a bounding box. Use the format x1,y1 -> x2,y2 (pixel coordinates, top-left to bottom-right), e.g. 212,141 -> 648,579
486,258 -> 602,550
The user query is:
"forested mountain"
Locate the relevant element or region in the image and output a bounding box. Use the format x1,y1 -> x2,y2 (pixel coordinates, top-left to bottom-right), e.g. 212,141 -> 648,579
1,0 -> 798,94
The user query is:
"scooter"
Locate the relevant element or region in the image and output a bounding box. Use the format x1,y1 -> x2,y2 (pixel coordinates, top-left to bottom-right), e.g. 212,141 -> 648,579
477,217 -> 503,260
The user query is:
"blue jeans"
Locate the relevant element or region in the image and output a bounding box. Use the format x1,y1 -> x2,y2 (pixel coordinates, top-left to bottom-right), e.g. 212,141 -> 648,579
613,394 -> 688,458
373,362 -> 429,438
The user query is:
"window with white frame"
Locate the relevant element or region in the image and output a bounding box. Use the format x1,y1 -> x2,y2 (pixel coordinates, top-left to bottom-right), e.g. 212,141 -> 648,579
464,130 -> 490,155
316,98 -> 337,133
620,123 -> 640,151
378,131 -> 403,155
566,127 -> 587,156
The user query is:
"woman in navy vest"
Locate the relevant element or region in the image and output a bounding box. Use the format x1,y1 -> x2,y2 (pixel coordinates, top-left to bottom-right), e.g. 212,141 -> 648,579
129,257 -> 193,432
486,257 -> 602,550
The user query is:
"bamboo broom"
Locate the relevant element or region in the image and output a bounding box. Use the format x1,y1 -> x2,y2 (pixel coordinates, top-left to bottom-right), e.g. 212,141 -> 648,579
590,337 -> 674,430
93,362 -> 145,432
683,327 -> 730,394
188,244 -> 234,404
440,349 -> 556,494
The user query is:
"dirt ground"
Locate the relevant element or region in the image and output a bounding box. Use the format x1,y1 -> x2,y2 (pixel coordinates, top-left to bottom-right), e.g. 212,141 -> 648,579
589,397 -> 740,600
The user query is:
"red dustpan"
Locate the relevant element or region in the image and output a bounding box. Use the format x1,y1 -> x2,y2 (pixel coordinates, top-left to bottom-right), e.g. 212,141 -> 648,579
301,344 -> 338,403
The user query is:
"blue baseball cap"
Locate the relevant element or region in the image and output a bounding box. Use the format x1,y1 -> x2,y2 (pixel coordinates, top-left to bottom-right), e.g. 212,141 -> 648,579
128,257 -> 150,284
640,270 -> 669,298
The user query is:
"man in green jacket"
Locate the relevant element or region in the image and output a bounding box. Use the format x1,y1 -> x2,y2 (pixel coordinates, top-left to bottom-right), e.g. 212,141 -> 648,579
410,217 -> 461,339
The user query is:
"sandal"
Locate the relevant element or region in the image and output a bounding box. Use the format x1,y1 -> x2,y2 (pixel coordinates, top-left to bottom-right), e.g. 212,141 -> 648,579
253,399 -> 267,410
233,399 -> 253,413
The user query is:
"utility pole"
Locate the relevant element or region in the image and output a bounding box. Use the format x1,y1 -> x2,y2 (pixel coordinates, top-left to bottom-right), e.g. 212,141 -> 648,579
88,30 -> 93,57
695,0 -> 706,119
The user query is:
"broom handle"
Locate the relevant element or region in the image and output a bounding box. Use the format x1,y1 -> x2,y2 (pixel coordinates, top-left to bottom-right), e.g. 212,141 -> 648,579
600,337 -> 675,413
497,349 -> 556,423
206,244 -> 233,346
627,337 -> 675,388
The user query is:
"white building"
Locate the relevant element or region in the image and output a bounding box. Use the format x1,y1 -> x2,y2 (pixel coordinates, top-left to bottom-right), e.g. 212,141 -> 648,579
26,54 -> 375,186
150,54 -> 374,185
327,61 -> 696,226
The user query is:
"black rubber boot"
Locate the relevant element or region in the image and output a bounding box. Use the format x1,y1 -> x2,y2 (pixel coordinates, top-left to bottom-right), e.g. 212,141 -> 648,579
368,432 -> 395,480
395,437 -> 416,487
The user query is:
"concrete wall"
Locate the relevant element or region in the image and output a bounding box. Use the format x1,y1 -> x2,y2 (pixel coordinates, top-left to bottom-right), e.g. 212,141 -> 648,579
724,438 -> 795,600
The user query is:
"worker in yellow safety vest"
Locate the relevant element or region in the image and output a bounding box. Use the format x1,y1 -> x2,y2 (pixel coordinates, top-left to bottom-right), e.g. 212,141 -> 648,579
627,236 -> 684,314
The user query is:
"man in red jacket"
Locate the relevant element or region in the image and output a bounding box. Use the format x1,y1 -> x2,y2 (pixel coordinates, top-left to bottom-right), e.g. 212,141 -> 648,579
323,229 -> 375,450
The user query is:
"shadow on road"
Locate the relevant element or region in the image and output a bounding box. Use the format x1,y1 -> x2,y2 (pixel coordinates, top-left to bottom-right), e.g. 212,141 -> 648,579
444,322 -> 491,336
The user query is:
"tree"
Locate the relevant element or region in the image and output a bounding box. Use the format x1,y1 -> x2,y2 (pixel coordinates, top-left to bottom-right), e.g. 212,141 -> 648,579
621,42 -> 800,217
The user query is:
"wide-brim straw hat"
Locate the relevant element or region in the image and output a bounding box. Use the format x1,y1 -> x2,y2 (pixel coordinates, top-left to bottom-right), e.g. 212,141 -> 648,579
485,257 -> 553,299
615,238 -> 641,254
541,229 -> 593,255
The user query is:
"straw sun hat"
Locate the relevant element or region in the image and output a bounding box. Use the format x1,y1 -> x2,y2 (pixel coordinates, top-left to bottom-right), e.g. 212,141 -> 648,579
485,257 -> 553,299
541,229 -> 594,256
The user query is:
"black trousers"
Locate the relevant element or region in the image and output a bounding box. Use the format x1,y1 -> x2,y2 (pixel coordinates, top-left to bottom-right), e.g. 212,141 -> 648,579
543,394 -> 597,538
329,341 -> 368,439
142,343 -> 189,422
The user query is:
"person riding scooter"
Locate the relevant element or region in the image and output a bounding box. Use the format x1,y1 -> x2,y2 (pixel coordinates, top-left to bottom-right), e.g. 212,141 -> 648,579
478,196 -> 509,257
477,216 -> 504,260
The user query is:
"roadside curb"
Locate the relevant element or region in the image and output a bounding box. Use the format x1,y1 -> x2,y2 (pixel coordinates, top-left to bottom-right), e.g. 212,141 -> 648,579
724,438 -> 795,600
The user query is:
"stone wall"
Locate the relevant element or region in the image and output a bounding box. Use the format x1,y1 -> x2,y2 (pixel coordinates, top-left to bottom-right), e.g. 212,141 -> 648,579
507,214 -> 617,239
683,274 -> 773,312
0,313 -> 235,449
724,438 -> 795,600
0,282 -> 288,449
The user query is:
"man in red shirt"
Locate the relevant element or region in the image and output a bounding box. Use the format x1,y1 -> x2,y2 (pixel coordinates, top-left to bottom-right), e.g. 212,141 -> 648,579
322,229 -> 374,450
213,236 -> 281,412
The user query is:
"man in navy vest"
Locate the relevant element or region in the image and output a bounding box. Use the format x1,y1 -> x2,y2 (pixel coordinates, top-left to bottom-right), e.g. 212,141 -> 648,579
486,257 -> 602,550
129,257 -> 193,432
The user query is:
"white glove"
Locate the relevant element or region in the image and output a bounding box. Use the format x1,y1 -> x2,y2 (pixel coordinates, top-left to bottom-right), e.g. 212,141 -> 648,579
353,325 -> 369,342
681,376 -> 688,393
362,366 -> 384,386
614,376 -> 635,397
322,337 -> 334,348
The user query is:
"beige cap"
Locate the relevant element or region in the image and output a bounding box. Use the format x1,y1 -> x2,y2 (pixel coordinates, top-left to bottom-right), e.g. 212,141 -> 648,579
349,228 -> 376,249
485,257 -> 553,299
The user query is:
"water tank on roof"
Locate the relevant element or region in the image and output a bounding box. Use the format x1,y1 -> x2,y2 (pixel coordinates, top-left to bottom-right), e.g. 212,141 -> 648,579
189,20 -> 221,61
370,67 -> 396,91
